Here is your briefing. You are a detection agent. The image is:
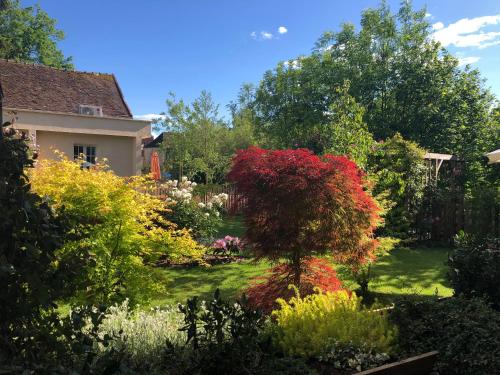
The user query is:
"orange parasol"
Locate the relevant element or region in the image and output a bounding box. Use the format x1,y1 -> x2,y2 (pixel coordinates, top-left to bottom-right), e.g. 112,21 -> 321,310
150,151 -> 161,181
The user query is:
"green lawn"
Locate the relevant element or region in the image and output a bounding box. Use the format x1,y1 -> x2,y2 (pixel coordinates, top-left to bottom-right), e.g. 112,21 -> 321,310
216,215 -> 246,238
370,247 -> 452,297
149,216 -> 452,307
151,247 -> 452,307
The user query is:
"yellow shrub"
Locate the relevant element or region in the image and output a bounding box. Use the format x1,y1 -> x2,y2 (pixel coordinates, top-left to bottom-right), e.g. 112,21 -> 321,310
29,155 -> 205,304
272,288 -> 397,358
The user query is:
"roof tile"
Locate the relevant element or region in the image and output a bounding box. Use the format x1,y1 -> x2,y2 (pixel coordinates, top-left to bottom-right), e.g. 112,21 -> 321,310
0,59 -> 132,118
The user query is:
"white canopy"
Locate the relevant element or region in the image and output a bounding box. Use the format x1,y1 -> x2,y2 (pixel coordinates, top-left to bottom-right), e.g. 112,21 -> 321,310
485,149 -> 500,164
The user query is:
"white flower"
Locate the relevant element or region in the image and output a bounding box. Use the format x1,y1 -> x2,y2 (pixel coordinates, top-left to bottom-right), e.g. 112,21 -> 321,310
191,182 -> 197,187
215,211 -> 220,217
207,202 -> 213,210
204,213 -> 210,217
198,202 -> 205,208
181,176 -> 188,182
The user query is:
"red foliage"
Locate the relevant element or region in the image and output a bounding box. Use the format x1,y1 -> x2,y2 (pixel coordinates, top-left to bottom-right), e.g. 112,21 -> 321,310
228,147 -> 380,268
245,258 -> 345,314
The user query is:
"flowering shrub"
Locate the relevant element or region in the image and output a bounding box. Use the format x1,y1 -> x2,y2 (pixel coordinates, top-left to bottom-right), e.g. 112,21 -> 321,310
211,236 -> 244,256
245,258 -> 344,314
228,147 -> 380,291
160,177 -> 228,240
272,289 -> 397,358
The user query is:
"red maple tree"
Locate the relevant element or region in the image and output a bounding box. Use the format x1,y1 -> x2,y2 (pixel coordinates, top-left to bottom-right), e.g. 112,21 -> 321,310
228,147 -> 380,287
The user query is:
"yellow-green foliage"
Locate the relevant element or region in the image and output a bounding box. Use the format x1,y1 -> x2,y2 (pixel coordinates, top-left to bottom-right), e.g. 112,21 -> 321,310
30,155 -> 205,305
272,289 -> 397,358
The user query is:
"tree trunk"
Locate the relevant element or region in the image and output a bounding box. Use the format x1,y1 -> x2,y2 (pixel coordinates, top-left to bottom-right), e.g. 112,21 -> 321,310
292,250 -> 301,288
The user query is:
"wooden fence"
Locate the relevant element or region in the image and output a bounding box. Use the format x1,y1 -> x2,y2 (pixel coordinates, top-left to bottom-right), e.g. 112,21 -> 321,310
200,184 -> 247,215
143,183 -> 247,215
421,154 -> 499,242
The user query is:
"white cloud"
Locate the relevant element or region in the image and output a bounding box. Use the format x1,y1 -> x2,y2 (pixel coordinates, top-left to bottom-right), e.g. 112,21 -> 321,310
425,13 -> 432,18
250,31 -> 276,40
250,30 -> 276,40
134,113 -> 166,122
261,31 -> 273,40
432,22 -> 444,31
432,15 -> 500,48
249,26 -> 288,41
278,26 -> 288,34
457,56 -> 480,66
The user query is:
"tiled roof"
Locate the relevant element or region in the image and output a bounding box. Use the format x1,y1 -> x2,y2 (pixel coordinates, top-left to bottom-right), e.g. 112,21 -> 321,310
0,59 -> 132,118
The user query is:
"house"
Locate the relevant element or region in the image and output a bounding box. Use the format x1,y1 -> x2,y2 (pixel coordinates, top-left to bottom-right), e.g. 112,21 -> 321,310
0,59 -> 151,176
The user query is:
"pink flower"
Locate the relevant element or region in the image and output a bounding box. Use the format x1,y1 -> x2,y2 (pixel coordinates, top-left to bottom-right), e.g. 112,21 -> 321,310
213,239 -> 226,249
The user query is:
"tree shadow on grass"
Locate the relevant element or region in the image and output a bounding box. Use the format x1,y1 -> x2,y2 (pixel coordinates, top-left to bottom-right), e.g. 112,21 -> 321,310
151,261 -> 269,307
369,247 -> 452,296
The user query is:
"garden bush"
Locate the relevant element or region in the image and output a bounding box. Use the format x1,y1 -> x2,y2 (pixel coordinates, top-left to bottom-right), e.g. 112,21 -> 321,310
272,289 -> 397,358
245,258 -> 344,314
368,134 -> 427,240
93,299 -> 185,370
0,126 -> 74,367
317,341 -> 391,373
448,232 -> 500,307
161,177 -> 227,240
30,156 -> 205,305
82,290 -> 313,374
391,296 -> 500,375
164,290 -> 313,375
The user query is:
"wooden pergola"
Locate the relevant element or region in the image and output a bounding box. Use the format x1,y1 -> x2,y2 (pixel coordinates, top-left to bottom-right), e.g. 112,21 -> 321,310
424,152 -> 460,183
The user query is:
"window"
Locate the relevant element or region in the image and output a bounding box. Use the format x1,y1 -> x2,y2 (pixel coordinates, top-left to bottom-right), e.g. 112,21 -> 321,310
74,144 -> 96,164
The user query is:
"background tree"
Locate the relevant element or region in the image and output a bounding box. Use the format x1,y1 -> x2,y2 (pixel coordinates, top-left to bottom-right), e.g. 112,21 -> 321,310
252,2 -> 498,183
228,147 -> 380,287
158,91 -> 255,184
227,84 -> 259,150
0,0 -> 73,69
321,81 -> 374,168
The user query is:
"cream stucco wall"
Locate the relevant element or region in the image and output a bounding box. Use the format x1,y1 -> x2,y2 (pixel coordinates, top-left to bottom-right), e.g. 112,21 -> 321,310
37,131 -> 136,176
7,108 -> 151,176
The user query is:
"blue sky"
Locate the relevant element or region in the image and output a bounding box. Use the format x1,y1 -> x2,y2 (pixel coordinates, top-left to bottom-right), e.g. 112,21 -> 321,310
24,0 -> 500,120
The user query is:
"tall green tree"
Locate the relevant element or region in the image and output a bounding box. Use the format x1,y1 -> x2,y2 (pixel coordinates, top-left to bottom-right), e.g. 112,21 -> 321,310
0,0 -> 73,69
158,91 -> 229,183
227,83 -> 259,150
253,1 -> 498,182
319,81 -> 374,168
